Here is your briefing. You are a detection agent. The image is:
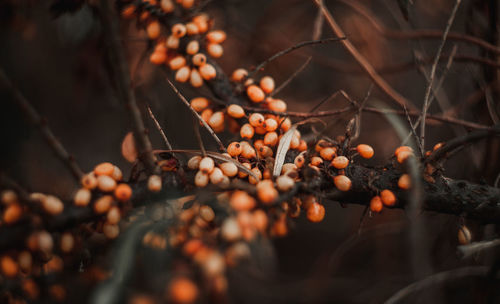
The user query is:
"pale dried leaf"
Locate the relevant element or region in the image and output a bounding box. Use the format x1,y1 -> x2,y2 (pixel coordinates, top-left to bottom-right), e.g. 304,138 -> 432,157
273,125 -> 297,177
121,132 -> 138,163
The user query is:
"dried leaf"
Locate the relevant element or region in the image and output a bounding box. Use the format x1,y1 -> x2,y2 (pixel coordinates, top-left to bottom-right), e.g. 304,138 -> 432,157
273,125 -> 297,177
121,132 -> 138,163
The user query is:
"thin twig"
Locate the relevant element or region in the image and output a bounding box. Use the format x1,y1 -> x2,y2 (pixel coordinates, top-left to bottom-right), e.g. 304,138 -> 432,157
420,0 -> 462,152
0,68 -> 84,180
193,117 -> 207,157
269,57 -> 312,97
245,37 -> 346,83
312,0 -> 324,40
146,105 -> 173,151
313,0 -> 416,110
164,77 -> 226,152
98,0 -> 159,174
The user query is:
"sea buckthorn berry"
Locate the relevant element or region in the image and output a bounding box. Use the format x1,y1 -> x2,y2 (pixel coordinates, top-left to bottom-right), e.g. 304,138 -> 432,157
112,166 -> 122,181
227,142 -> 242,157
380,189 -> 396,206
190,97 -> 210,112
60,233 -> 74,253
221,217 -> 242,242
166,35 -> 180,49
103,223 -> 119,239
114,183 -> 132,202
139,11 -> 150,22
264,118 -> 278,132
188,156 -> 202,170
320,147 -> 337,161
276,175 -> 294,192
370,196 -> 383,213
294,154 -> 305,168
256,180 -> 278,204
94,195 -> 113,214
331,156 -> 349,169
94,162 -> 114,176
121,4 -> 136,19
161,0 -> 174,12
280,117 -> 292,131
220,162 -> 238,177
315,139 -> 328,152
41,195 -> 64,215
1,190 -> 17,205
268,98 -> 287,112
298,140 -> 308,152
238,162 -> 252,178
357,144 -> 374,159
199,205 -> 215,222
194,171 -> 209,187
248,167 -> 262,184
258,146 -> 273,158
208,111 -> 224,129
241,144 -> 256,159
199,63 -> 217,80
190,68 -> 203,87
246,85 -> 265,103
107,206 -> 121,225
309,156 -> 322,166
186,40 -> 200,55
307,202 -> 325,223
259,76 -> 275,94
3,203 -> 22,224
181,0 -> 195,9
209,167 -> 224,184
458,226 -> 472,245
148,175 -> 162,192
398,174 -> 411,190
1,255 -> 18,277
230,190 -> 256,211
231,68 -> 248,82
74,188 -> 91,207
333,175 -> 351,191
169,56 -> 186,70
394,146 -> 413,156
146,21 -> 161,40
192,53 -> 207,66
193,14 -> 209,33
206,30 -> 227,44
240,123 -> 255,139
397,150 -> 413,164
254,126 -> 266,135
199,157 -> 215,174
281,163 -> 297,174
171,23 -> 187,38
227,104 -> 245,118
263,132 -> 278,146
97,175 -> 117,192
248,113 -> 264,128
290,136 -> 300,150
433,142 -> 444,151
207,43 -> 223,58
175,66 -> 191,82
201,108 -> 213,123
186,22 -> 199,35
150,51 -> 167,65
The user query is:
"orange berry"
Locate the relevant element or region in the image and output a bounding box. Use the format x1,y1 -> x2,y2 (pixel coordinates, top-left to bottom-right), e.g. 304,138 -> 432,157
227,104 -> 245,118
166,35 -> 180,49
248,167 -> 262,184
333,175 -> 351,191
186,22 -> 199,35
171,23 -> 187,38
230,190 -> 256,211
146,21 -> 161,40
380,189 -> 396,206
42,195 -> 64,215
208,111 -> 224,129
1,190 -> 17,205
206,30 -> 227,44
280,117 -> 292,131
310,156 -> 323,166
192,53 -> 207,66
74,188 -> 91,206
256,181 -> 278,204
258,146 -> 273,158
161,0 -> 174,12
3,203 -> 22,224
97,175 -> 117,192
263,118 -> 278,132
370,196 -> 383,213
220,162 -> 238,177
150,51 -> 167,65
103,223 -> 119,239
320,147 -> 336,161
231,68 -> 248,82
121,4 -> 136,19
433,142 -> 444,151
458,226 -> 472,245
263,131 -> 278,146
357,144 -> 374,159
186,40 -> 200,55
276,175 -> 294,192
227,142 -> 242,157
169,56 -> 186,70
168,277 -> 199,303
255,126 -> 267,135
94,195 -> 113,214
307,202 -> 325,223
200,109 -> 213,124
175,66 -> 191,82
246,85 -> 265,103
259,76 -> 275,94
114,183 -> 132,202
397,174 -> 411,190
1,255 -> 18,277
60,232 -> 75,253
190,97 -> 210,112
112,166 -> 123,181
94,162 -> 114,176
199,63 -> 216,80
397,150 -> 413,164
238,162 -> 252,178
248,113 -> 265,127
240,143 -> 256,159
209,167 -> 224,184
192,14 -> 209,33
148,175 -> 162,192
394,146 -> 413,156
240,123 -> 255,139
190,68 -> 203,87
199,157 -> 215,174
194,171 -> 209,187
331,156 -> 349,169
294,154 -> 305,168
298,140 -> 308,152
181,0 -> 195,9
207,43 -> 223,58
267,98 -> 287,112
